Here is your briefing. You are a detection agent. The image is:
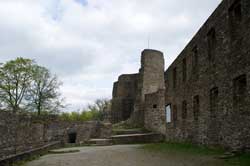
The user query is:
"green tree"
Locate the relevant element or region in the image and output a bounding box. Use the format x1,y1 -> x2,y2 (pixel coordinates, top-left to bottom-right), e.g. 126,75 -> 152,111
26,65 -> 63,115
59,99 -> 111,122
86,99 -> 111,121
0,58 -> 34,112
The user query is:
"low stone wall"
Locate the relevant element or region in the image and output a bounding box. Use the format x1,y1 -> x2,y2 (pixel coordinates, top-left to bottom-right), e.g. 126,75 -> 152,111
0,141 -> 61,166
0,111 -> 47,160
0,111 -> 112,161
48,121 -> 112,144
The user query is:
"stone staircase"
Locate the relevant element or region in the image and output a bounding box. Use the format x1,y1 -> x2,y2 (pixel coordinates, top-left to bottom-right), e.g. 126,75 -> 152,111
87,128 -> 164,146
112,128 -> 146,135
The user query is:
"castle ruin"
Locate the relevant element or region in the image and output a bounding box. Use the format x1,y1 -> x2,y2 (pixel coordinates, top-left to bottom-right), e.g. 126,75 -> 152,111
111,0 -> 250,150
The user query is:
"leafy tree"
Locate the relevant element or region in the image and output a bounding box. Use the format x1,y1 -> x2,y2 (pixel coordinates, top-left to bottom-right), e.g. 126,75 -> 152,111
86,99 -> 111,121
0,58 -> 34,112
26,65 -> 63,115
0,58 -> 64,115
59,99 -> 111,122
60,112 -> 71,121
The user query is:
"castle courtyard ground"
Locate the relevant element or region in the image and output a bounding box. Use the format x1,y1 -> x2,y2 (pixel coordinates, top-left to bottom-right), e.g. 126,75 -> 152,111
25,145 -> 224,166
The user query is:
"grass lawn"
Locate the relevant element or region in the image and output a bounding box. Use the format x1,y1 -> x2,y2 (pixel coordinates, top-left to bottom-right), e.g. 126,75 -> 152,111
142,142 -> 250,166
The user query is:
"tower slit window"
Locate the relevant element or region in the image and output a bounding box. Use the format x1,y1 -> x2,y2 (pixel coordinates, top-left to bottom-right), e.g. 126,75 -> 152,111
182,100 -> 187,119
233,74 -> 247,112
193,95 -> 200,121
207,28 -> 216,61
229,0 -> 242,39
166,105 -> 172,123
173,67 -> 177,89
182,58 -> 187,82
210,87 -> 219,117
192,46 -> 198,74
229,0 -> 242,24
173,105 -> 178,127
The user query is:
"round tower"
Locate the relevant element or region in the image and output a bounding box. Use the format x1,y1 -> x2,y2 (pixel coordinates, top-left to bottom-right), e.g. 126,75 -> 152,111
141,49 -> 165,101
126,49 -> 165,127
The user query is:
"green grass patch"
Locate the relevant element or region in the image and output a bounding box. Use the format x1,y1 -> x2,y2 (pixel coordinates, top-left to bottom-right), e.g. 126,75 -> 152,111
142,142 -> 250,166
112,128 -> 148,135
112,121 -> 143,130
13,154 -> 41,166
142,142 -> 224,156
225,153 -> 250,166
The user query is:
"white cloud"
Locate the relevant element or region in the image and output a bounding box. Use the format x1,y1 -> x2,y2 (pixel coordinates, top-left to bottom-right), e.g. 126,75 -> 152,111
0,0 -> 221,111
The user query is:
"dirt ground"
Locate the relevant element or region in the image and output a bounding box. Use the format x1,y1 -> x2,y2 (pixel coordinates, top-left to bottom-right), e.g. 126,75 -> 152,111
25,145 -> 224,166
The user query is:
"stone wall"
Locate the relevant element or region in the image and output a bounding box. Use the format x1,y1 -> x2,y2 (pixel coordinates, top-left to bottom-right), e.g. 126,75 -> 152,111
144,89 -> 166,134
131,49 -> 165,126
0,111 -> 48,159
164,0 -> 250,150
0,111 -> 112,160
110,0 -> 250,151
141,50 -> 165,100
53,121 -> 112,144
111,74 -> 138,123
111,49 -> 166,126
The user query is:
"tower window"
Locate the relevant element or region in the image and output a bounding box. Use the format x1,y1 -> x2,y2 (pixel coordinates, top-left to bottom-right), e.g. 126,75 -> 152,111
173,105 -> 178,127
182,100 -> 187,119
166,105 -> 172,123
192,46 -> 198,74
233,74 -> 247,112
173,67 -> 177,89
207,28 -> 216,61
210,87 -> 219,117
229,0 -> 242,39
229,0 -> 242,23
182,58 -> 187,82
193,95 -> 200,121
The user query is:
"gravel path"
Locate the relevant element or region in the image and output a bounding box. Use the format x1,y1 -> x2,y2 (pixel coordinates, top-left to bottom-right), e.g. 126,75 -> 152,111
25,145 -> 224,166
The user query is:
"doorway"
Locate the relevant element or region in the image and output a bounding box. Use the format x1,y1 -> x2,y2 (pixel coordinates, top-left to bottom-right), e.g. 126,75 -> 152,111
68,132 -> 77,143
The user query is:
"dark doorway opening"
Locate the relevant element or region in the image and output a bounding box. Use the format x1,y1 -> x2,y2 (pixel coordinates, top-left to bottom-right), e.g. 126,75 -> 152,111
68,132 -> 77,143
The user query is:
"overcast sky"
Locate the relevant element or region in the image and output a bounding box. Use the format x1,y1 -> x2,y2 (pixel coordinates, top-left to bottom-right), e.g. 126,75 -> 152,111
0,0 -> 221,111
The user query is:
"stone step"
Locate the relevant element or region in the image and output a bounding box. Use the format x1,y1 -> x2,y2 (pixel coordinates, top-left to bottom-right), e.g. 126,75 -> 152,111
112,128 -> 146,135
111,133 -> 164,145
86,139 -> 112,146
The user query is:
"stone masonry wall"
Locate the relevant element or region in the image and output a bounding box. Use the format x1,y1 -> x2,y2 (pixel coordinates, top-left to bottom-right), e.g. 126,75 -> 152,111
111,50 -> 165,126
53,121 -> 112,144
144,89 -> 166,134
111,74 -> 138,123
141,49 -> 165,101
164,0 -> 250,150
0,111 -> 112,160
110,0 -> 250,151
127,49 -> 166,126
0,111 -> 47,159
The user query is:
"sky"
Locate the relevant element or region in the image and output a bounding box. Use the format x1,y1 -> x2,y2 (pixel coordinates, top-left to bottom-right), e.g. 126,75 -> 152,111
0,0 -> 221,111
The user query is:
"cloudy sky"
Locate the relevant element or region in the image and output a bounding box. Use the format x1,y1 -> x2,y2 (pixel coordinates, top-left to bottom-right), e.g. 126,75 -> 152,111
0,0 -> 221,111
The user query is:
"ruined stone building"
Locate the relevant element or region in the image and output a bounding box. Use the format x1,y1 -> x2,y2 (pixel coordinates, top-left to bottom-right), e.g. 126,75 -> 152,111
111,0 -> 250,150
